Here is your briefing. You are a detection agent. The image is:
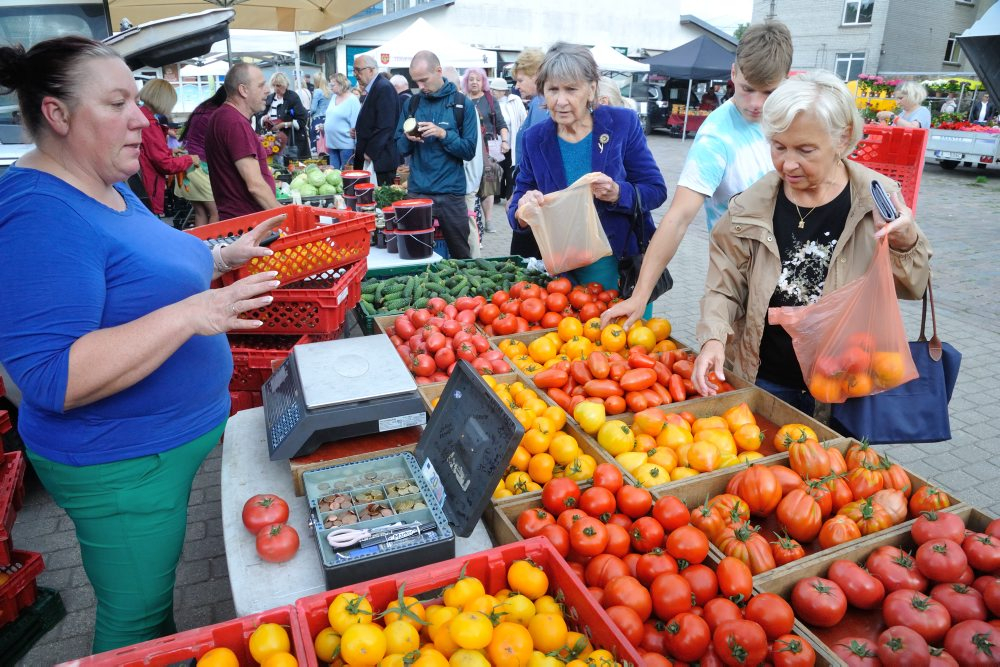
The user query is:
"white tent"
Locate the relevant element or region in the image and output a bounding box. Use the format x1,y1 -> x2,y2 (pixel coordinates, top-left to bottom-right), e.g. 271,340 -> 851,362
590,45 -> 649,73
179,61 -> 230,77
209,29 -> 299,58
358,18 -> 496,71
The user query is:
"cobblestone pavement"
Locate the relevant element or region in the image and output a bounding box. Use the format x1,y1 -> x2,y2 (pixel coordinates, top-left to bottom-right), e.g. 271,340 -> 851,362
13,133 -> 1000,664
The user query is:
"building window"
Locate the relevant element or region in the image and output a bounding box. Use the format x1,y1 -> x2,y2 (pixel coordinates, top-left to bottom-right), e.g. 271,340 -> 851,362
843,0 -> 874,25
944,33 -> 962,63
835,52 -> 866,82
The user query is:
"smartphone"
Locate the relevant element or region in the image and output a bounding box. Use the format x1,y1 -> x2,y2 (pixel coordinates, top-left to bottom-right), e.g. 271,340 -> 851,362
259,230 -> 281,247
870,180 -> 899,221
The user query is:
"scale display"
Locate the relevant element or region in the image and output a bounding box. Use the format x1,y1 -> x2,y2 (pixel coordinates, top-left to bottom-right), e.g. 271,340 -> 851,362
263,335 -> 426,460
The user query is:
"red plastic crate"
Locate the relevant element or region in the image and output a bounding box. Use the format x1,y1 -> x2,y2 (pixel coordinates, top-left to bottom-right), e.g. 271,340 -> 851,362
229,334 -> 307,392
230,258 -> 367,335
0,375 -> 5,399
186,205 -> 374,287
0,451 -> 26,567
61,604 -> 300,666
228,390 -> 262,416
294,537 -> 644,667
849,124 -> 928,213
0,550 -> 44,629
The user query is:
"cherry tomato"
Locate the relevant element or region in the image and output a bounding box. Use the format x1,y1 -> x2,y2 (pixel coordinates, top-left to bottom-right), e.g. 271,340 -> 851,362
716,557 -> 753,603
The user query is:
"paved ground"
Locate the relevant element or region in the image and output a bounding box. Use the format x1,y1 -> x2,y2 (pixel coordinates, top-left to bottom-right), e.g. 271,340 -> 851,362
11,133 -> 1000,664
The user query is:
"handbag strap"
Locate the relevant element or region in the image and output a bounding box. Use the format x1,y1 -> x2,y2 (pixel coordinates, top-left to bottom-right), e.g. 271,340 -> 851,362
625,184 -> 649,253
918,276 -> 943,362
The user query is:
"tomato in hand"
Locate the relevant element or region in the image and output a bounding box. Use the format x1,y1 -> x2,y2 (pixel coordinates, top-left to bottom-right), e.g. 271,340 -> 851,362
770,634 -> 817,667
882,589 -> 951,644
242,494 -> 290,535
827,559 -> 885,610
666,612 -> 711,662
877,626 -> 930,667
712,619 -> 768,667
255,523 -> 299,563
791,577 -> 847,628
744,593 -> 794,641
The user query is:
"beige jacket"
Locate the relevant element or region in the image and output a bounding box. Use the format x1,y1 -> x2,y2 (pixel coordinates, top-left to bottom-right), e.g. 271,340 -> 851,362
696,159 -> 932,383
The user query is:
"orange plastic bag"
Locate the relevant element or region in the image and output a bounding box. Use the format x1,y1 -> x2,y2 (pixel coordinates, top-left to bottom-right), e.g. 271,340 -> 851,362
767,238 -> 918,403
520,173 -> 613,275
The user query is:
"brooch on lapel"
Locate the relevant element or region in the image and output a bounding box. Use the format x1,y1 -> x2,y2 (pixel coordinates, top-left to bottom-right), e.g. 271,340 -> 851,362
598,133 -> 610,153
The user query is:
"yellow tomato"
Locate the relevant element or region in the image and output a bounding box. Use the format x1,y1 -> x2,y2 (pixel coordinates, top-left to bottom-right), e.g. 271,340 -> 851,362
384,596 -> 427,630
261,652 -> 298,667
498,340 -> 527,357
433,620 -> 461,657
528,652 -> 564,667
523,481 -> 542,493
314,628 -> 342,663
541,405 -> 567,430
533,596 -> 562,615
511,355 -> 534,370
413,647 -> 451,667
557,317 -> 583,341
670,466 -> 700,481
527,453 -> 556,484
646,447 -> 678,472
614,451 -> 648,473
250,623 -> 291,664
573,401 -> 606,435
585,649 -> 617,666
505,471 -> 532,493
508,381 -> 526,395
596,420 -> 636,457
582,318 -> 604,342
462,594 -> 500,617
599,324 -> 627,352
449,649 -> 491,667
496,593 -> 535,626
509,446 -> 531,472
688,441 -> 721,473
695,428 -> 737,458
527,613 -> 568,653
564,455 -> 597,482
381,654 -> 406,667
561,336 -> 593,361
197,647 -> 239,667
384,620 -> 421,655
656,423 -> 693,450
426,607 -> 460,643
676,442 -> 692,467
341,623 -> 387,667
737,451 -> 765,463
507,559 -> 549,600
444,577 -> 487,609
487,622 -> 534,667
527,337 -> 557,363
691,416 -> 728,434
633,462 -> 671,487
734,423 -> 765,452
521,428 -> 552,455
719,454 -> 740,468
514,388 -> 538,408
512,408 -> 536,431
548,433 -> 581,466
562,632 -> 593,661
645,317 -> 672,342
625,326 -> 656,351
493,488 -> 513,499
449,612 -> 494,650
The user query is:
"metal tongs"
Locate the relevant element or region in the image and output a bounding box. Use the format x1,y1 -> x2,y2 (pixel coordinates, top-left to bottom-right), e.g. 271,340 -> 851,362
326,521 -> 436,551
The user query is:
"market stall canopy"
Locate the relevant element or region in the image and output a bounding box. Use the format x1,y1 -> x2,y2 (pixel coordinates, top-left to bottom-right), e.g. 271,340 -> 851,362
642,36 -> 734,80
357,17 -> 496,70
103,8 -> 235,69
958,2 -> 1000,101
590,45 -> 649,73
107,0 -> 381,32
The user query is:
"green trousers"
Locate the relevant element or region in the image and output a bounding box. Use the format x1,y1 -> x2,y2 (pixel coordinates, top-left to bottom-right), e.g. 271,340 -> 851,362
26,421 -> 225,653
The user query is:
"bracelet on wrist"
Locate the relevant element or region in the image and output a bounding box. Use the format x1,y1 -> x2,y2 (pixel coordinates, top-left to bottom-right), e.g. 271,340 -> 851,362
212,244 -> 235,273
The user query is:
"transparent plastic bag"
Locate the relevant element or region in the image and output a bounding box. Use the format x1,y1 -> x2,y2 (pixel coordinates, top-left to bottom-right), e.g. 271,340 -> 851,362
768,238 -> 918,404
520,173 -> 613,275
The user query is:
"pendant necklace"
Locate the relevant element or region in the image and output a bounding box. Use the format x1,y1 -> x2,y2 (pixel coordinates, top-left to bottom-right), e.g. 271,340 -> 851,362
793,201 -> 816,229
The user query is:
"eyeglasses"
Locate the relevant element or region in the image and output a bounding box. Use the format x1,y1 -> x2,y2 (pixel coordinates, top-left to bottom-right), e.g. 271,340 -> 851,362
353,66 -> 372,74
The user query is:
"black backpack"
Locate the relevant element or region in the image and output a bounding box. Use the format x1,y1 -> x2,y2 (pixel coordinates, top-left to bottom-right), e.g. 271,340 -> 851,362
407,90 -> 467,136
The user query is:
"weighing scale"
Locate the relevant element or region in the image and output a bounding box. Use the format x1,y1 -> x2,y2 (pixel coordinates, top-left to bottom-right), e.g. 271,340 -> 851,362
262,335 -> 427,460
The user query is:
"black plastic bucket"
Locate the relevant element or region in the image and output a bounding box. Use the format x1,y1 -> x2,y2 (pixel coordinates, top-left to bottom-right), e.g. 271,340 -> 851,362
341,170 -> 370,196
395,227 -> 435,260
386,232 -> 398,253
393,198 -> 434,231
355,183 -> 375,207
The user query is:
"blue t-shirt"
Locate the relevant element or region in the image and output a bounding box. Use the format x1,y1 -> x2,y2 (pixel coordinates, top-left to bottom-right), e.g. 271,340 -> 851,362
899,106 -> 931,129
557,133 -> 592,186
677,100 -> 773,230
325,94 -> 361,150
0,167 -> 232,466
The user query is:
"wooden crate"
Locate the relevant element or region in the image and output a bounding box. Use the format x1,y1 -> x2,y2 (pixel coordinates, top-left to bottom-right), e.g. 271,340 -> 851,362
753,504 -> 996,666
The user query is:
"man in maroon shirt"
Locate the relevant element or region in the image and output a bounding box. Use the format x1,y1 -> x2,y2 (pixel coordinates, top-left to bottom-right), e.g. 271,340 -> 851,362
206,63 -> 279,220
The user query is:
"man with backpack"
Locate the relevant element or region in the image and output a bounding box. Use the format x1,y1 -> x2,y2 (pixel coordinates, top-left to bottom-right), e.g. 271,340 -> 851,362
396,50 -> 479,258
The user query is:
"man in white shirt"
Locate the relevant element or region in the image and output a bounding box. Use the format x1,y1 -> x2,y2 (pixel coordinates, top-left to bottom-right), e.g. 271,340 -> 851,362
490,77 -> 526,203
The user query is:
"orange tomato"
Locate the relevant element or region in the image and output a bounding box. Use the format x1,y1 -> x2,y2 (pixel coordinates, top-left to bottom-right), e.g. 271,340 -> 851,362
625,326 -> 656,352
773,423 -> 819,452
509,446 -> 531,471
527,453 -> 556,484
561,336 -> 594,361
487,622 -> 533,667
527,337 -> 558,363
722,402 -> 756,431
688,441 -> 721,472
582,317 -> 604,342
733,423 -> 764,452
842,372 -> 874,398
599,324 -> 627,352
691,416 -> 728,434
655,423 -> 693,450
808,374 -> 844,403
872,351 -> 906,388
645,317 -> 672,342
557,317 -> 583,342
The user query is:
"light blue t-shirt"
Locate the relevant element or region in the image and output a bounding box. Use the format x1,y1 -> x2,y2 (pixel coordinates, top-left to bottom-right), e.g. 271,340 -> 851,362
324,94 -> 361,150
677,100 -> 773,230
899,106 -> 932,129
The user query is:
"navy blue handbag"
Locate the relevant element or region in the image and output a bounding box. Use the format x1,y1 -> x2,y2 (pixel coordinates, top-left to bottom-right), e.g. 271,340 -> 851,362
832,279 -> 960,444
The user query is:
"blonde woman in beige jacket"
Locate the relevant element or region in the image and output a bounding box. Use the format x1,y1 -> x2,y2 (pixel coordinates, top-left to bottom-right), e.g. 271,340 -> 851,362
693,71 -> 931,414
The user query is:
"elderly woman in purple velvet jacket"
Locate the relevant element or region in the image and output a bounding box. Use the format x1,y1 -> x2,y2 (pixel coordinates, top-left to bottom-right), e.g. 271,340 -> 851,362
509,42 -> 667,297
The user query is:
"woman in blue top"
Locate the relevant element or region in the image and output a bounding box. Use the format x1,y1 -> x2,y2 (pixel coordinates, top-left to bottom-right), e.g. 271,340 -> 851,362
878,81 -> 932,129
309,76 -> 331,155
0,37 -> 282,653
510,43 -> 667,302
322,73 -> 361,169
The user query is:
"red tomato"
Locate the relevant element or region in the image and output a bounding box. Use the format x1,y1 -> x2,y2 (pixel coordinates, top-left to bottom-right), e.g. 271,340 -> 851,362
833,637 -> 881,666
630,516 -> 665,553
944,620 -> 1000,666
640,619 -> 669,654
584,554 -> 631,588
541,478 -> 581,516
790,577 -> 847,628
771,532 -> 806,566
592,463 -> 624,494
539,524 -> 570,558
650,573 -> 693,622
635,550 -> 678,587
680,564 -> 718,607
615,485 -> 653,519
569,517 -> 608,557
547,277 -> 572,294
770,634 -> 817,667
241,494 -> 289,535
866,545 -> 929,593
703,598 -> 743,634
434,346 -> 456,371
605,605 -> 644,646
963,532 -> 1000,572
916,538 -> 968,582
556,508 -> 588,533
983,579 -> 1000,617
931,583 -> 988,623
712,620 -> 768,667
665,525 -> 710,564
255,523 -> 299,563
666,612 -> 711,662
604,575 -> 653,621
578,486 -> 616,518
716,557 -> 754,602
516,508 -> 555,538
519,297 -> 546,323
744,593 -> 794,641
604,512 -> 633,532
911,510 -> 966,545
882,589 -> 951,644
877,626 -> 930,667
652,495 -> 690,532
827,559 -> 886,609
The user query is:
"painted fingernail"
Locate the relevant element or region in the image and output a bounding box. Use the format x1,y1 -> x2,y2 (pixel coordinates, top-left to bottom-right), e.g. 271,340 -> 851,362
263,296 -> 274,303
